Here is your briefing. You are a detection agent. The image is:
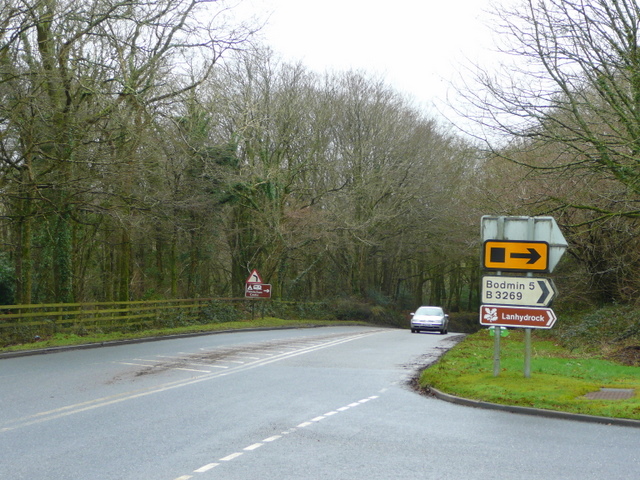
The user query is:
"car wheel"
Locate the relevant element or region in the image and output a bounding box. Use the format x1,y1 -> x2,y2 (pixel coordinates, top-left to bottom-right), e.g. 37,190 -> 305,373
440,329 -> 447,335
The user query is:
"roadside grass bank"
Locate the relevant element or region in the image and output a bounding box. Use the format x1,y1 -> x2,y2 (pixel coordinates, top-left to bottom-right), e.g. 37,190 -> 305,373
0,318 -> 367,354
418,329 -> 640,420
0,297 -> 406,353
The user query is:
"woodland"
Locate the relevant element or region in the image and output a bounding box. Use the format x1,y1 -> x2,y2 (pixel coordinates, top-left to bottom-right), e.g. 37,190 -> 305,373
1,0 -> 640,315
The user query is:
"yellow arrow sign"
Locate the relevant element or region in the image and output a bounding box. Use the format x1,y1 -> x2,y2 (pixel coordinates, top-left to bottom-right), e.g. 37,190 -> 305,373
483,240 -> 549,272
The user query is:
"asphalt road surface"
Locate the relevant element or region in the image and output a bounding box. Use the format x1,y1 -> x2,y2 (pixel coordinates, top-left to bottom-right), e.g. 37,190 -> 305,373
1,326 -> 639,479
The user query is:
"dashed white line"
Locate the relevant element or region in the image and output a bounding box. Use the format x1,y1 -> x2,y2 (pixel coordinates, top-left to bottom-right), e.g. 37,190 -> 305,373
172,391 -> 385,480
193,463 -> 218,473
220,452 -> 243,461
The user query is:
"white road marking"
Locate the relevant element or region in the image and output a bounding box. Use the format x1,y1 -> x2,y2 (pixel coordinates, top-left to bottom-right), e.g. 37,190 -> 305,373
337,406 -> 350,411
174,476 -> 192,480
347,402 -> 360,407
311,416 -> 325,422
174,367 -> 211,373
220,452 -> 243,461
193,463 -> 218,472
244,443 -> 263,451
297,421 -> 312,427
324,411 -> 338,416
118,362 -> 156,367
262,435 -> 281,442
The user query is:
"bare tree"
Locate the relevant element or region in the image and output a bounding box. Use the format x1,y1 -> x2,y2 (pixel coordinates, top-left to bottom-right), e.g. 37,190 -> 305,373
457,0 -> 640,303
0,0 -> 255,303
461,0 -> 640,219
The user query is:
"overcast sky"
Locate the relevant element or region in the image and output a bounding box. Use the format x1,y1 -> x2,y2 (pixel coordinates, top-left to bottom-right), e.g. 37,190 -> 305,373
234,0 -> 504,126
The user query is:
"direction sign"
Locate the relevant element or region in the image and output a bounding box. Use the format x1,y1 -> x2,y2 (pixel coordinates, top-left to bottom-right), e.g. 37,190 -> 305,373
481,216 -> 567,272
480,305 -> 557,329
483,240 -> 549,272
245,283 -> 272,298
481,275 -> 557,306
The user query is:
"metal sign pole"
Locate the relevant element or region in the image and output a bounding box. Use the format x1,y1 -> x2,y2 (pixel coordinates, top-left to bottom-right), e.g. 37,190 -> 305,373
493,217 -> 505,377
493,325 -> 501,377
524,218 -> 535,379
524,328 -> 532,378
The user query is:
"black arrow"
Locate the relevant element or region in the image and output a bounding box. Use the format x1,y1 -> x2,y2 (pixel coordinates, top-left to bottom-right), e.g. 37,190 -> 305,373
510,248 -> 542,264
536,280 -> 550,304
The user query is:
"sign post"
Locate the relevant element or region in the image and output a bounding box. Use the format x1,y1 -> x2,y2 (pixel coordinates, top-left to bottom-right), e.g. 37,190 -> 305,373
481,216 -> 567,378
244,269 -> 271,319
244,269 -> 271,299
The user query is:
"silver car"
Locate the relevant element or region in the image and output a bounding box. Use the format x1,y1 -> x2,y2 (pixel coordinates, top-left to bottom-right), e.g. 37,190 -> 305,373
410,306 -> 449,334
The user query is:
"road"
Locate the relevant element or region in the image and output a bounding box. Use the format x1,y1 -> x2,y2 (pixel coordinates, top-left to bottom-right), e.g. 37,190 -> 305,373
1,326 -> 638,479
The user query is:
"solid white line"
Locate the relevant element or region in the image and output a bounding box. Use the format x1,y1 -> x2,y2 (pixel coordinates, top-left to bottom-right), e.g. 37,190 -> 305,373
244,443 -> 263,451
193,463 -> 218,473
220,452 -> 243,461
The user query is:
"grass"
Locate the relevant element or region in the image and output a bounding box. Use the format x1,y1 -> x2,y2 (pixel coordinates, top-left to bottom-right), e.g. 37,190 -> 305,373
419,329 -> 640,420
0,317 -> 365,353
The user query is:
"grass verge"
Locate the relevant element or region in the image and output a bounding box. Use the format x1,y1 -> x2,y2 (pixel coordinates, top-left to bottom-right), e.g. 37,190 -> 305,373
419,329 -> 640,420
0,318 -> 366,354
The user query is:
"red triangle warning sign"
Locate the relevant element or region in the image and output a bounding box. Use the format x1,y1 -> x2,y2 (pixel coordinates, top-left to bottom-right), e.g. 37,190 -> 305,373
246,269 -> 263,284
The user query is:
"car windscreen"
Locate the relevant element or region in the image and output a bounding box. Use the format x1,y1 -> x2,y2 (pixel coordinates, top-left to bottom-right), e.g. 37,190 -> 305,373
415,307 -> 443,316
